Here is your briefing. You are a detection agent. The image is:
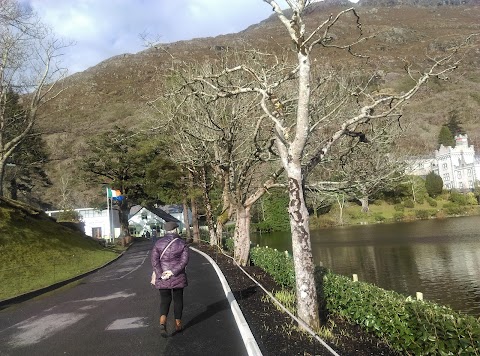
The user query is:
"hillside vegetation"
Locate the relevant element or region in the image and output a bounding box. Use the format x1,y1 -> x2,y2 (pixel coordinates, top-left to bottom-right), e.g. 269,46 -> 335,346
31,2 -> 480,208
0,197 -> 121,301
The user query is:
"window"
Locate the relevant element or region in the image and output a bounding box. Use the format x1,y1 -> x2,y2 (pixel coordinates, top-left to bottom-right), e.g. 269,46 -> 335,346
457,171 -> 462,179
442,163 -> 448,169
443,173 -> 450,181
92,227 -> 102,238
467,169 -> 472,177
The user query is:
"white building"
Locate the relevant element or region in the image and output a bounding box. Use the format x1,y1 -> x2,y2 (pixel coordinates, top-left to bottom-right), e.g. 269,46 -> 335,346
158,205 -> 192,229
45,208 -> 121,240
128,205 -> 181,237
408,134 -> 480,190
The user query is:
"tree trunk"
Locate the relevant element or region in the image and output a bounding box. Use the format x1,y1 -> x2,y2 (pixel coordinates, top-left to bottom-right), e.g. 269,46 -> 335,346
189,170 -> 200,242
216,174 -> 234,247
191,197 -> 200,243
411,179 -> 417,202
200,165 -> 217,245
9,177 -> 18,200
204,188 -> 217,246
182,198 -> 191,239
360,196 -> 369,213
118,199 -> 131,237
287,173 -> 320,330
0,162 -> 5,196
233,204 -> 251,266
337,194 -> 345,226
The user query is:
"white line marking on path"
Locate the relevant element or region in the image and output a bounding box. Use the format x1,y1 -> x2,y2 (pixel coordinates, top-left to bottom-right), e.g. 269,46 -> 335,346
72,291 -> 136,302
8,313 -> 87,347
106,317 -> 148,330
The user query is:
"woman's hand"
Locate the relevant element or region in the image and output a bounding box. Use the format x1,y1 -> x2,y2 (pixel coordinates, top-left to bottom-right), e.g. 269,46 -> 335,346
161,270 -> 173,280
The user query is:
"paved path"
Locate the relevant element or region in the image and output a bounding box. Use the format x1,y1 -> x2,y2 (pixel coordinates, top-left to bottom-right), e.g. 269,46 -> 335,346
0,240 -> 250,356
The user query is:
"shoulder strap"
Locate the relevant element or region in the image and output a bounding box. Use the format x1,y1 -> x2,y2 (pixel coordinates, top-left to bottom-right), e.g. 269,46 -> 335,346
160,238 -> 179,260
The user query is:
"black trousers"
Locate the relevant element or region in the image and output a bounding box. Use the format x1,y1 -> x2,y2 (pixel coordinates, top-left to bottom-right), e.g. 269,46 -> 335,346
159,288 -> 184,319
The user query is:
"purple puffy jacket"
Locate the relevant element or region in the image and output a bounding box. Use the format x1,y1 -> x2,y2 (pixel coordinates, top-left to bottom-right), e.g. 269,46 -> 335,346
151,233 -> 189,289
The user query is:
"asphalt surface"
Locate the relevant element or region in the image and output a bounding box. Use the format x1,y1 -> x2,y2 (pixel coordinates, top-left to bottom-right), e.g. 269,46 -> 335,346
0,240 -> 249,356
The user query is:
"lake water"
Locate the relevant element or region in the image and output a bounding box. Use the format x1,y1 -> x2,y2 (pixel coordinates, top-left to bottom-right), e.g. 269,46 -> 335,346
251,215 -> 480,317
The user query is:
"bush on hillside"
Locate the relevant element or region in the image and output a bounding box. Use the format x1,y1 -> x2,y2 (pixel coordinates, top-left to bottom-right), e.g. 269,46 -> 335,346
404,199 -> 415,208
426,196 -> 438,207
414,209 -> 430,220
466,192 -> 478,205
449,191 -> 467,206
443,202 -> 465,215
57,209 -> 82,222
425,172 -> 443,198
393,212 -> 405,221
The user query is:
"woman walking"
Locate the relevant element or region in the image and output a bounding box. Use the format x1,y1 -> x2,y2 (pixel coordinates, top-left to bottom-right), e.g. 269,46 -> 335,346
151,221 -> 189,337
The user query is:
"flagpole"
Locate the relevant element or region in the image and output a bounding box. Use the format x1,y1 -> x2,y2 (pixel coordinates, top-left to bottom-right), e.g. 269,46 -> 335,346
106,187 -> 111,242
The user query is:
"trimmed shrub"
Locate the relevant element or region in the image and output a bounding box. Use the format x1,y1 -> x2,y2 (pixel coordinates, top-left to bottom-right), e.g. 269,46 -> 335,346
415,210 -> 430,220
443,202 -> 465,215
404,199 -> 415,208
425,172 -> 443,198
426,197 -> 438,207
321,271 -> 480,355
250,249 -> 480,355
250,246 -> 295,288
394,204 -> 404,212
373,213 -> 385,222
466,192 -> 478,205
449,191 -> 467,206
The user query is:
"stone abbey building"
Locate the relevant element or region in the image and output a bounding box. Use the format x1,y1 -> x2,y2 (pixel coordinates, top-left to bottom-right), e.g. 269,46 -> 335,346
408,134 -> 480,190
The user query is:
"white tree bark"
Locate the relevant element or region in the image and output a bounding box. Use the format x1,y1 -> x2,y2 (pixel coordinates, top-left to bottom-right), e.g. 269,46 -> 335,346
234,204 -> 251,265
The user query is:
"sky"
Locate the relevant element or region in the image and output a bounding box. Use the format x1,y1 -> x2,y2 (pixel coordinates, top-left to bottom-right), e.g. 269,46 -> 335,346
24,0 -> 294,75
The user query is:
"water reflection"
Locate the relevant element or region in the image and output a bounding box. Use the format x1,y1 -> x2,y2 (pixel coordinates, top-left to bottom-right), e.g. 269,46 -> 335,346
251,215 -> 480,317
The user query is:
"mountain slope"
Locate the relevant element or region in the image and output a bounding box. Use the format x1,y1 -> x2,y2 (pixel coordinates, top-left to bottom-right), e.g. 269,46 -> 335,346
34,2 -> 480,208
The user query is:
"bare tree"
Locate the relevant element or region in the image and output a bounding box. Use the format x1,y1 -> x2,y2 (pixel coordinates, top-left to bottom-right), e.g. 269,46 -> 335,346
322,128 -> 408,213
0,0 -> 68,195
178,0 -> 472,329
153,88 -> 283,264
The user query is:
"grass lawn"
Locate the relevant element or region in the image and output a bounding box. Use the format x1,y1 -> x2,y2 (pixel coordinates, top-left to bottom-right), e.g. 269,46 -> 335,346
311,197 -> 480,228
0,202 -> 123,301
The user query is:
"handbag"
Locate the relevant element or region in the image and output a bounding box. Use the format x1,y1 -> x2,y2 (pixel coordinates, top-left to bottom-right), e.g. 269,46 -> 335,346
150,238 -> 179,285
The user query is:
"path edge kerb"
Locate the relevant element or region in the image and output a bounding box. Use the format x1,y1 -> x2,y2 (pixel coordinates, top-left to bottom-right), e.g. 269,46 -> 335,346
190,246 -> 263,356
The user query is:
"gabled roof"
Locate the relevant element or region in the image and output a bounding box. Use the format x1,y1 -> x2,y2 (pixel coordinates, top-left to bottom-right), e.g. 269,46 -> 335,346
129,205 -> 180,223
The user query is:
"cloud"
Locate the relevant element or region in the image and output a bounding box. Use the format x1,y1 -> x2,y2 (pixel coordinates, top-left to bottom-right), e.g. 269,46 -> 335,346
26,0 -> 279,74
25,0 -> 360,74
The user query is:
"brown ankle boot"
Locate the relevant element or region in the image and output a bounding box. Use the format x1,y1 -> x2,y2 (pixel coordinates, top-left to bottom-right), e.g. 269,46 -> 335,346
175,319 -> 182,332
159,315 -> 167,337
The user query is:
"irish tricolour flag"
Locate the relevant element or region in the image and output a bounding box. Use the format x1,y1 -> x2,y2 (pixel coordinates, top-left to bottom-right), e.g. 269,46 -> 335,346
107,188 -> 122,198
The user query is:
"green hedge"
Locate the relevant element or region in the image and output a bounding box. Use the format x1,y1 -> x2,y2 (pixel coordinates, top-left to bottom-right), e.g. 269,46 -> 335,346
322,272 -> 480,355
250,246 -> 295,288
250,246 -> 480,355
